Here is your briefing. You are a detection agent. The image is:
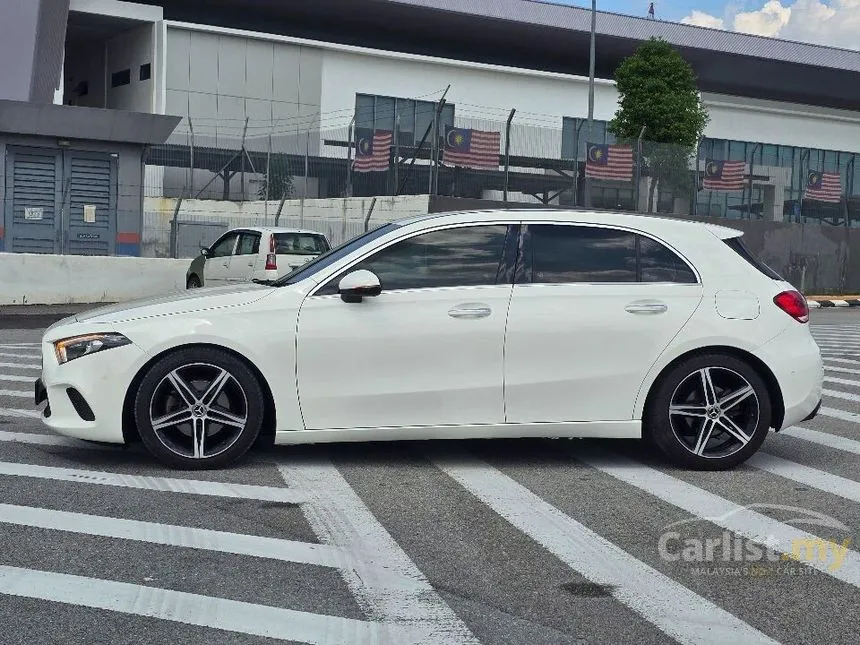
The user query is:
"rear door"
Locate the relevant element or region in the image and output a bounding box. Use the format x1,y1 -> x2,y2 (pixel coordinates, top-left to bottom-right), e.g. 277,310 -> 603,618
203,231 -> 239,286
226,231 -> 262,283
503,223 -> 704,424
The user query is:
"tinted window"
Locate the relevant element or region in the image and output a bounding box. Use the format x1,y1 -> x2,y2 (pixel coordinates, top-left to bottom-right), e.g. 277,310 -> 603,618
639,236 -> 697,283
236,232 -> 260,255
318,225 -> 510,294
723,236 -> 783,280
529,225 -> 637,283
274,232 -> 329,255
208,233 -> 237,258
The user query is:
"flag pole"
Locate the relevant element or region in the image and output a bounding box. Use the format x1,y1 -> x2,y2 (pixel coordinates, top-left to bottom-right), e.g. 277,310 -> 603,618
584,0 -> 597,209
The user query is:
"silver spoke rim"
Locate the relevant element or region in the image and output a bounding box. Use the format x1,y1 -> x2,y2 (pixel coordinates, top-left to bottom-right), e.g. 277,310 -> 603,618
719,385 -> 755,412
669,366 -> 760,460
149,362 -> 248,460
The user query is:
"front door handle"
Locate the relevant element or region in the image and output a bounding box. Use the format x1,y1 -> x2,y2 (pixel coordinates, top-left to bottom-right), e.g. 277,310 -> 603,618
625,301 -> 668,315
449,303 -> 491,319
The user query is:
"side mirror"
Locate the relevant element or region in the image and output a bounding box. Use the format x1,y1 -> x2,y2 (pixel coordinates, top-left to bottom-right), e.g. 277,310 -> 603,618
338,269 -> 382,303
200,247 -> 209,257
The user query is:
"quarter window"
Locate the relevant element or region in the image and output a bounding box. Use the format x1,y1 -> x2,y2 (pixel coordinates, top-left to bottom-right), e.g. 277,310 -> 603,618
525,224 -> 697,284
317,225 -> 511,294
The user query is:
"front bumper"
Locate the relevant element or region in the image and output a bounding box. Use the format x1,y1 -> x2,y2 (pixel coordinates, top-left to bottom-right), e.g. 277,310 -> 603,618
35,340 -> 145,444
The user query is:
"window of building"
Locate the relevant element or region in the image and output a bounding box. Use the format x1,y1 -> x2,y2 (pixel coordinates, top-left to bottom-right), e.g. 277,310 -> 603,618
139,63 -> 151,81
355,94 -> 455,148
111,69 -> 131,88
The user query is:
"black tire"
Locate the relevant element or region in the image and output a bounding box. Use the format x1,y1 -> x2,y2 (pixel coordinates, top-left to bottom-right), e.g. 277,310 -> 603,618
644,353 -> 772,470
187,274 -> 202,289
133,347 -> 265,469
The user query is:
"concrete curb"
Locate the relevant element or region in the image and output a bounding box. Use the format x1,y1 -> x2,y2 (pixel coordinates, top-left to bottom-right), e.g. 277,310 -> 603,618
807,299 -> 860,309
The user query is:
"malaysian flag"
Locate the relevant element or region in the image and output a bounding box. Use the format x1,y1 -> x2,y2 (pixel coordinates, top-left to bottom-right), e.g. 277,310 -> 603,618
702,159 -> 745,191
442,126 -> 501,170
804,170 -> 841,203
584,143 -> 633,181
353,129 -> 392,173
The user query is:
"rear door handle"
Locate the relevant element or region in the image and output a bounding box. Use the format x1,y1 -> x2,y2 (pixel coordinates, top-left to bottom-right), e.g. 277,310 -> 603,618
625,301 -> 668,314
448,303 -> 491,319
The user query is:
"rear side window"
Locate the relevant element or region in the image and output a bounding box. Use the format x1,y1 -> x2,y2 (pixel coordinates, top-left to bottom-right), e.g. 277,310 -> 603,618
723,236 -> 783,280
274,233 -> 330,255
524,224 -> 697,284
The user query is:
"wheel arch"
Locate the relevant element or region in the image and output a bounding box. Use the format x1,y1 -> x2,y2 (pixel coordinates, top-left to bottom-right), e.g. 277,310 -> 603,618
121,342 -> 278,447
639,345 -> 785,433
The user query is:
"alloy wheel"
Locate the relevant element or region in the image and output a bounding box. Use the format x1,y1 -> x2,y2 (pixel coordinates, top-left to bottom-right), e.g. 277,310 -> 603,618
668,366 -> 760,460
148,362 -> 249,460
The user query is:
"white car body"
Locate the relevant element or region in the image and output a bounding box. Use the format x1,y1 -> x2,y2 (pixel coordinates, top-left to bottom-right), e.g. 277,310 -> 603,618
36,209 -> 823,469
188,226 -> 330,288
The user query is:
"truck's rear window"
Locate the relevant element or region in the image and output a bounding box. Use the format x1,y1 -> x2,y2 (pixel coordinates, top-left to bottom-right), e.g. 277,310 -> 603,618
273,233 -> 330,255
723,236 -> 783,280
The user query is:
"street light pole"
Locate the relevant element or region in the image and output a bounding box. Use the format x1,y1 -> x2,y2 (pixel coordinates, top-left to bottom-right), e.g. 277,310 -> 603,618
584,0 -> 596,208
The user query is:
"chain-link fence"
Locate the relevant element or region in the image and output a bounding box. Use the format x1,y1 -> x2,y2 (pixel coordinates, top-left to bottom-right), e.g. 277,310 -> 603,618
136,110 -> 860,257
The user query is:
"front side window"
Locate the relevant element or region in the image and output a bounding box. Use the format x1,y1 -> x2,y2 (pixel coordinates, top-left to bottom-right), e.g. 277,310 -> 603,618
527,225 -> 637,283
208,233 -> 238,258
524,224 -> 698,284
316,224 -> 511,295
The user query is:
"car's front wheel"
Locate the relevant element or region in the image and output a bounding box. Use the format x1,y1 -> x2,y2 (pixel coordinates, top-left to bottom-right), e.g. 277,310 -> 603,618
133,347 -> 265,469
645,354 -> 772,470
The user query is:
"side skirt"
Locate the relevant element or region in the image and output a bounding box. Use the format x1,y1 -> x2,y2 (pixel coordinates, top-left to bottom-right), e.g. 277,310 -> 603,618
273,421 -> 641,445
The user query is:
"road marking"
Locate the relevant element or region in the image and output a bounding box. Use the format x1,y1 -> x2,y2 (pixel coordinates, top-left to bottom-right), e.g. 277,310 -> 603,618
432,452 -> 780,645
0,375 -> 32,384
0,565 -> 409,645
0,430 -> 100,449
824,375 -> 860,388
780,426 -> 860,455
750,453 -> 860,502
0,362 -> 39,370
576,450 -> 860,587
0,352 -> 38,360
278,458 -> 480,645
819,357 -> 860,366
0,407 -> 40,419
0,389 -> 29,399
824,365 -> 860,375
0,461 -> 308,504
822,388 -> 860,404
819,406 -> 860,424
0,503 -> 344,569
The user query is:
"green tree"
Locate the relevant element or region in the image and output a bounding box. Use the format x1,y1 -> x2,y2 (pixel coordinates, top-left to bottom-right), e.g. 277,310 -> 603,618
608,37 -> 709,213
258,155 -> 296,201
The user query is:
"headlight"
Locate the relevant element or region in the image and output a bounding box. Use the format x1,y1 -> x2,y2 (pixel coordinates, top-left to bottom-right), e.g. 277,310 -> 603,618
54,333 -> 132,364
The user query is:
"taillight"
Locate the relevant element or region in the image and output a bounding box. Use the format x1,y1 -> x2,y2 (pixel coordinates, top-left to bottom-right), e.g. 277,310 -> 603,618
265,235 -> 277,270
773,290 -> 809,323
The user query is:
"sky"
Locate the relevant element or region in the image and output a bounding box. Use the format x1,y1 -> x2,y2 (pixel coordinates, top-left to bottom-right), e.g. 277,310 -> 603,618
558,0 -> 860,50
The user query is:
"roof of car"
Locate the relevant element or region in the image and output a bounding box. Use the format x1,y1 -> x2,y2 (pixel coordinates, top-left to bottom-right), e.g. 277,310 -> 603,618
394,209 -> 744,239
229,226 -> 327,235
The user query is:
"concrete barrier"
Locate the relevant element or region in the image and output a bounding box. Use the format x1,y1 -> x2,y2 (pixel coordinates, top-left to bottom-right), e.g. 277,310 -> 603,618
0,252 -> 188,305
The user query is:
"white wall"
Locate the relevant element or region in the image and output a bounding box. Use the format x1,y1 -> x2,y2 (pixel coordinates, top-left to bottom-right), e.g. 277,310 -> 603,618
0,253 -> 188,305
106,24 -> 155,112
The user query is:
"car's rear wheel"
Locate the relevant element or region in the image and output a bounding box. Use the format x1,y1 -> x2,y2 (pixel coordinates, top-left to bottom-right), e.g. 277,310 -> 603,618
133,347 -> 264,469
645,354 -> 771,470
187,274 -> 202,289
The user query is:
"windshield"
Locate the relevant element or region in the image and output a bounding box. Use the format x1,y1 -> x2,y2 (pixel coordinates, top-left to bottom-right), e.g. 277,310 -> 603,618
273,232 -> 330,255
272,222 -> 399,286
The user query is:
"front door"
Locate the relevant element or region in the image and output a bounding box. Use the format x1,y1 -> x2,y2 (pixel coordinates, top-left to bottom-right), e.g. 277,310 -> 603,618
295,223 -> 518,430
203,231 -> 239,286
504,223 -> 704,423
226,231 -> 261,283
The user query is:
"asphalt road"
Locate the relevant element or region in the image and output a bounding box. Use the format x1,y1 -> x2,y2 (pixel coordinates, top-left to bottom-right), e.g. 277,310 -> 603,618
0,309 -> 858,644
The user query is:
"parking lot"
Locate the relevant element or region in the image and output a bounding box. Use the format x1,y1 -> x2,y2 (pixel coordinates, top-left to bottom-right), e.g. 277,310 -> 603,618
0,308 -> 858,645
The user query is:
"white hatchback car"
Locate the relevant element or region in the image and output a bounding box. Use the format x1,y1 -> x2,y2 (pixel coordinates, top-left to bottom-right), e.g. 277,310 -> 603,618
35,209 -> 822,470
185,226 -> 330,288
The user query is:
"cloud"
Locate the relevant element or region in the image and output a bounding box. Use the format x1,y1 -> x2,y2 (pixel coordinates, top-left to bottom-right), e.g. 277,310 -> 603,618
680,0 -> 860,49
